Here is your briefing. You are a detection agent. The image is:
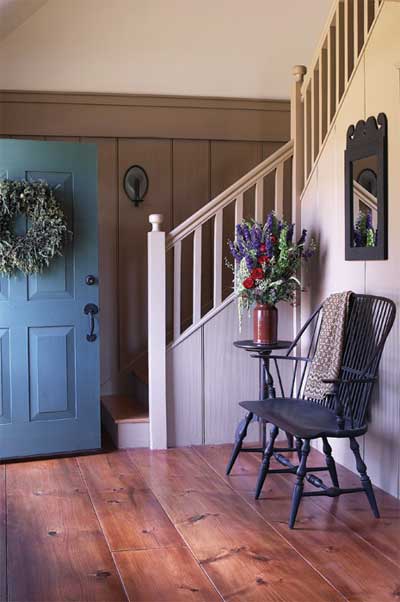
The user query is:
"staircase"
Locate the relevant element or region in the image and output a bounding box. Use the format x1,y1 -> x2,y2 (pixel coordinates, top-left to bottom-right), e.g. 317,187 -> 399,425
103,0 -> 385,449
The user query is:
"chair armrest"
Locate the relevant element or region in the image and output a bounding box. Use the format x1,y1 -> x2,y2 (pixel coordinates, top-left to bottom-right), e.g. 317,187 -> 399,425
322,377 -> 376,385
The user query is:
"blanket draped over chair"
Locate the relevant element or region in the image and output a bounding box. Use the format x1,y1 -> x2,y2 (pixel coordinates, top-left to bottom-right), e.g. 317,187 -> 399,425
304,291 -> 352,401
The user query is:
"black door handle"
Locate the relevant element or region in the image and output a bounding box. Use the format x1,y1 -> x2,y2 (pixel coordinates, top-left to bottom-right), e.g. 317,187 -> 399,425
84,303 -> 99,342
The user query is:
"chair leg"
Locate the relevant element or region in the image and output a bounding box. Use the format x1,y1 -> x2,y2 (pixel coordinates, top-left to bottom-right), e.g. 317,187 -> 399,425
295,437 -> 302,462
286,432 -> 294,448
350,437 -> 380,518
255,424 -> 279,499
289,438 -> 310,529
226,412 -> 253,475
322,437 -> 339,488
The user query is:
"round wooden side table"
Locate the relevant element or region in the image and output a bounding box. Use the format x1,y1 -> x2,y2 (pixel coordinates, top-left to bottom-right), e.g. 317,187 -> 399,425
226,339 -> 293,475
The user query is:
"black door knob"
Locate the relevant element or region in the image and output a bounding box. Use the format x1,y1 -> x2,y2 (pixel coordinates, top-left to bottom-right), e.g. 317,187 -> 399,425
85,275 -> 97,286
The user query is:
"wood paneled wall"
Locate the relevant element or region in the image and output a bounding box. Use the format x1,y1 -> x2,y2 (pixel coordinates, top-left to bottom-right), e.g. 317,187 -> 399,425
0,91 -> 290,394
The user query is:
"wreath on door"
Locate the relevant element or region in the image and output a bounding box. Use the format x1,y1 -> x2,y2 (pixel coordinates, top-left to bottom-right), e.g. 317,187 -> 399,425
0,179 -> 70,275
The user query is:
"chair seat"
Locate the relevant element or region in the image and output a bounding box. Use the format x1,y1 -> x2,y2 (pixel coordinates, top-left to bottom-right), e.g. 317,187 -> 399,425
239,398 -> 366,439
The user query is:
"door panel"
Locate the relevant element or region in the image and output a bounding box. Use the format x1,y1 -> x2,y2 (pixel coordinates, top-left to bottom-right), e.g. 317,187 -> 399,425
29,326 -> 76,421
0,329 -> 11,424
0,139 -> 100,459
27,170 -> 75,300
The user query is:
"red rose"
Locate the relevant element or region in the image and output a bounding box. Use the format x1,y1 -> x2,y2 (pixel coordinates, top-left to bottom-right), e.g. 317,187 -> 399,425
243,277 -> 255,289
259,243 -> 266,252
271,235 -> 277,244
251,267 -> 264,280
258,255 -> 269,264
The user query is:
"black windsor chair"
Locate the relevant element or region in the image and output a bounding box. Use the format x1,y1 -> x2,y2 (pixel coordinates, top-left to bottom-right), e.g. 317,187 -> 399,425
229,293 -> 396,528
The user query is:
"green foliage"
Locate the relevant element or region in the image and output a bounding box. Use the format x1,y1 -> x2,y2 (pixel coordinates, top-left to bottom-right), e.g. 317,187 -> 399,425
0,179 -> 70,275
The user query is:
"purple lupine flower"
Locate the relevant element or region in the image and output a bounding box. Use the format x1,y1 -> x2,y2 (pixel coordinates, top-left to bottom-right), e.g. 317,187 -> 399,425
266,235 -> 274,258
303,248 -> 315,260
353,229 -> 362,247
250,224 -> 262,250
228,240 -> 242,260
242,223 -> 251,243
266,212 -> 274,234
245,255 -> 255,270
297,229 -> 307,246
366,211 -> 372,231
286,224 -> 294,243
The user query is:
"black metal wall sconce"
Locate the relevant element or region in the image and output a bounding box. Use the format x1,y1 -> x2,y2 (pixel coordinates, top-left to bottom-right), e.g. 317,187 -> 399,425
123,165 -> 149,207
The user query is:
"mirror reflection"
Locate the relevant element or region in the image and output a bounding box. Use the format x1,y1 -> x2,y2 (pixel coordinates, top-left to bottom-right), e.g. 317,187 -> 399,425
352,155 -> 378,248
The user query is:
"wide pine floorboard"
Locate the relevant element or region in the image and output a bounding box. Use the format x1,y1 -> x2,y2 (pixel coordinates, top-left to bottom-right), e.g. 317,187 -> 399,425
0,444 -> 398,602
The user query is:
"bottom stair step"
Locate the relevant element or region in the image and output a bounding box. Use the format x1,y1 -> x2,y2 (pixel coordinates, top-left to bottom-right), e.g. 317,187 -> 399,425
101,395 -> 149,449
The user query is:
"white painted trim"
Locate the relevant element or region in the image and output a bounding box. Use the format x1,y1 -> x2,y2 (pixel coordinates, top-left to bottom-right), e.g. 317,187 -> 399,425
193,226 -> 202,325
255,177 -> 264,223
274,162 -> 284,217
173,240 -> 182,340
213,209 -> 223,307
148,224 -> 167,449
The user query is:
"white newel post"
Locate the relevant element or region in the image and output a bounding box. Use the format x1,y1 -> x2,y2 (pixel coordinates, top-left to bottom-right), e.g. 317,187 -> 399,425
148,214 -> 167,449
291,65 -> 307,339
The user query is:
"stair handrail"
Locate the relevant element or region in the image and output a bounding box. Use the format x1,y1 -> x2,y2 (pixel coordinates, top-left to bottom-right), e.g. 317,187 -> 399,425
166,139 -> 294,250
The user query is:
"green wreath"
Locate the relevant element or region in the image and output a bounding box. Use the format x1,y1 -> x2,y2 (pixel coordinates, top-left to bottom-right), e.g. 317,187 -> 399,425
0,179 -> 70,275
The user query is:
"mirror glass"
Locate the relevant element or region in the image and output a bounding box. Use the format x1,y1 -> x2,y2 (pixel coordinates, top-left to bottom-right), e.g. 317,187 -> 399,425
352,155 -> 378,248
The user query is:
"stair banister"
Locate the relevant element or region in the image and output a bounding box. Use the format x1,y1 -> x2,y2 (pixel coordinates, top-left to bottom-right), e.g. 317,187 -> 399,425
148,213 -> 167,449
291,64 -> 307,339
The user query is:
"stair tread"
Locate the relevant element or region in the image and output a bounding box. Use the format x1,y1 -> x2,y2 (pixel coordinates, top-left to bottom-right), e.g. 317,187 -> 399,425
102,395 -> 149,424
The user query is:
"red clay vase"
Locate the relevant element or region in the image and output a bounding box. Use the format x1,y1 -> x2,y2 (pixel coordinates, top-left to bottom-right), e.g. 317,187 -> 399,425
253,303 -> 278,345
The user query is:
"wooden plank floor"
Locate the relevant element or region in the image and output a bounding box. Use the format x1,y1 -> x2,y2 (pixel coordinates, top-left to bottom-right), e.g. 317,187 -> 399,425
0,444 -> 399,602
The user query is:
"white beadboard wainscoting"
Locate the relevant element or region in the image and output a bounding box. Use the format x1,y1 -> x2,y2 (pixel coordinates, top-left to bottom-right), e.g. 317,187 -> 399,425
166,299 -> 294,447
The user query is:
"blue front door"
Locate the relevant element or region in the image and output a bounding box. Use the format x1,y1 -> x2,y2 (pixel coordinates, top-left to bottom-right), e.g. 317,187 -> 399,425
0,140 -> 100,459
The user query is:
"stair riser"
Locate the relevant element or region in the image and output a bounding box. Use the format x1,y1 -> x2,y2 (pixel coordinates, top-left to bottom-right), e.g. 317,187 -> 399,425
101,407 -> 149,449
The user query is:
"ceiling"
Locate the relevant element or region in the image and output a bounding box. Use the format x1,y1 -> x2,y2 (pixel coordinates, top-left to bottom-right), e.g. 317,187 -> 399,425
0,0 -> 333,99
0,0 -> 48,41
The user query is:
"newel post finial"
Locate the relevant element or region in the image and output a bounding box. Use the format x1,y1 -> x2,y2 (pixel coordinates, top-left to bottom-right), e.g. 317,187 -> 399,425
292,65 -> 307,83
149,213 -> 164,232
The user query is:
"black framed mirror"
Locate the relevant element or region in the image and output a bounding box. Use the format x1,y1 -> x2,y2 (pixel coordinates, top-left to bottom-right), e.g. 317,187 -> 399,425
345,113 -> 388,260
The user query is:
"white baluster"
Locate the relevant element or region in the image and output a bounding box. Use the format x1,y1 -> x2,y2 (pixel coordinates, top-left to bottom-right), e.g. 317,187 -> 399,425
235,193 -> 244,225
193,226 -> 202,324
274,162 -> 284,218
173,240 -> 181,340
255,178 -> 264,223
213,210 -> 223,308
327,20 -> 336,124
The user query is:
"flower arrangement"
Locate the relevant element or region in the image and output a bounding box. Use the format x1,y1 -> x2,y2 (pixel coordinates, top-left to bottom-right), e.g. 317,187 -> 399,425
227,212 -> 316,320
353,211 -> 376,248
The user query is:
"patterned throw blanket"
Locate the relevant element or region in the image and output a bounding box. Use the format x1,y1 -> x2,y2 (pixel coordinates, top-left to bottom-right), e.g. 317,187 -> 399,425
304,291 -> 352,401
